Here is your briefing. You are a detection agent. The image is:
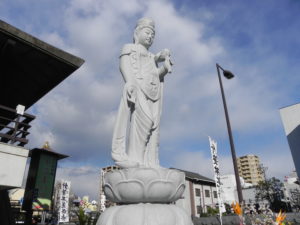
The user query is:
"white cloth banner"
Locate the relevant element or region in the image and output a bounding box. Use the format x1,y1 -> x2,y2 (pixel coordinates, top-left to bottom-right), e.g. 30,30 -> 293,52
100,193 -> 106,212
209,137 -> 226,225
58,180 -> 71,223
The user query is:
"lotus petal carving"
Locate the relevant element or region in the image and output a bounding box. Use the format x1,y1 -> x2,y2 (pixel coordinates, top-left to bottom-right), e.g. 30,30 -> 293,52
103,168 -> 185,203
96,204 -> 193,225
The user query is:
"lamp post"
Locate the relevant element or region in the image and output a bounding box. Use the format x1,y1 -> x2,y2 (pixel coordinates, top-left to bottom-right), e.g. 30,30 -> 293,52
216,63 -> 243,203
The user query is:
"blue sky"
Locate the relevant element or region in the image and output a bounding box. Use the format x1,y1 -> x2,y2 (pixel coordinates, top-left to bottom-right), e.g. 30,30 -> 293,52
1,0 -> 300,200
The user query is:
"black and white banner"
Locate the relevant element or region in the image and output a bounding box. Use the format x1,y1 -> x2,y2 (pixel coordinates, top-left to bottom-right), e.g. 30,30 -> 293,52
58,180 -> 71,223
209,137 -> 225,224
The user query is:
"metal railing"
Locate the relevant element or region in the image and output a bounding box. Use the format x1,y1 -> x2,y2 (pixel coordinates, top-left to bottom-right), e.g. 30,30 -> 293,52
0,104 -> 35,146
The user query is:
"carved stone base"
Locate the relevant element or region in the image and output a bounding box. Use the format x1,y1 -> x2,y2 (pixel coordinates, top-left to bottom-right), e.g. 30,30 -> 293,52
98,168 -> 191,225
104,168 -> 185,203
96,203 -> 193,225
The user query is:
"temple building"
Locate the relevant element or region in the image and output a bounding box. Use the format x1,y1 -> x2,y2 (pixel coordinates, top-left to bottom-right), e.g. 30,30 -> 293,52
174,169 -> 218,218
0,19 -> 84,224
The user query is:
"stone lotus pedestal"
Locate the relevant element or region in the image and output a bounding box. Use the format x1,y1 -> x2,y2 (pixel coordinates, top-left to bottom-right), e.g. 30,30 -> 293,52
97,168 -> 193,225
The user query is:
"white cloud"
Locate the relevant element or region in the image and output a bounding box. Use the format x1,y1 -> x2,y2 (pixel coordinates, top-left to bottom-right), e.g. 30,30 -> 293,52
262,154 -> 294,180
171,150 -> 234,179
56,166 -> 100,200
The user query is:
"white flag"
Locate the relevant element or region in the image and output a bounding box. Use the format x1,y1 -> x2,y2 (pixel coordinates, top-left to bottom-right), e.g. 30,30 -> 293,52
58,180 -> 71,223
209,137 -> 226,225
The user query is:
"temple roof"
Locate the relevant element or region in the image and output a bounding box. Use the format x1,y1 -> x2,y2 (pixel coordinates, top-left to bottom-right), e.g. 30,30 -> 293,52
0,20 -> 84,110
172,168 -> 216,185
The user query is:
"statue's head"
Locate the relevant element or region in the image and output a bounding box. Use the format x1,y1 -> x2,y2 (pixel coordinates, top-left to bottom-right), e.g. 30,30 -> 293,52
133,17 -> 155,49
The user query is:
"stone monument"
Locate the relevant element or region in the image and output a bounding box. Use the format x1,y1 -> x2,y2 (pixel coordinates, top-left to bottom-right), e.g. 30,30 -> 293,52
97,18 -> 193,225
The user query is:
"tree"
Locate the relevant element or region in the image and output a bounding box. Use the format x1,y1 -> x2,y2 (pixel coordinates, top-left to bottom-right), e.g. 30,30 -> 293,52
290,188 -> 300,210
255,177 -> 285,212
224,203 -> 233,215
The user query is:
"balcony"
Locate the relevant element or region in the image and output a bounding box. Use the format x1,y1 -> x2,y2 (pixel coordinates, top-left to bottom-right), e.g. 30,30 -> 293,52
0,104 -> 35,146
0,104 -> 35,189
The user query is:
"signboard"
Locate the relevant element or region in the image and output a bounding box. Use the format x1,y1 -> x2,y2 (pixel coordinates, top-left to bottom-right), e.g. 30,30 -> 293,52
100,193 -> 106,212
209,137 -> 226,225
58,180 -> 71,223
100,168 -> 106,212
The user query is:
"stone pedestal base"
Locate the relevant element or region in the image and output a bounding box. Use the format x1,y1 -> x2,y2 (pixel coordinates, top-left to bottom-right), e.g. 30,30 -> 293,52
97,203 -> 193,225
98,168 -> 192,225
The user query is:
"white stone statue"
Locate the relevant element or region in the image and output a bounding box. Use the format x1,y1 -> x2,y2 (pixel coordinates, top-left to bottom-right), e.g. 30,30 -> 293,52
97,18 -> 192,225
112,17 -> 172,168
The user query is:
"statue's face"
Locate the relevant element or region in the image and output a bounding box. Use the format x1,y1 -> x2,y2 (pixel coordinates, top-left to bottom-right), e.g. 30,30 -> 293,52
136,27 -> 155,48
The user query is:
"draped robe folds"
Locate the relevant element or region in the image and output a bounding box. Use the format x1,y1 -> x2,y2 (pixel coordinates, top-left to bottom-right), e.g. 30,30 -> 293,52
112,44 -> 164,168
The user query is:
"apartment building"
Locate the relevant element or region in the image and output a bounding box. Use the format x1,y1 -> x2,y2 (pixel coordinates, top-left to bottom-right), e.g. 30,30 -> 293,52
237,155 -> 264,185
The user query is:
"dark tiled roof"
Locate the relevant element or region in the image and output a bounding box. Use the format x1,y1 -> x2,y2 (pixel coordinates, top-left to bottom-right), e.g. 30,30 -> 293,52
171,168 -> 215,184
0,20 -> 84,110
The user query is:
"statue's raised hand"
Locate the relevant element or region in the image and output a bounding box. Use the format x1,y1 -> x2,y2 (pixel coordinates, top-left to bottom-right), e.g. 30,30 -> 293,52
155,49 -> 170,62
155,49 -> 173,73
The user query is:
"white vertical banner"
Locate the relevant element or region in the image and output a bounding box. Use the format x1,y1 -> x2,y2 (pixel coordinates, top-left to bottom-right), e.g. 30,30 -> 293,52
58,180 -> 71,223
209,137 -> 225,225
100,193 -> 106,212
100,169 -> 106,212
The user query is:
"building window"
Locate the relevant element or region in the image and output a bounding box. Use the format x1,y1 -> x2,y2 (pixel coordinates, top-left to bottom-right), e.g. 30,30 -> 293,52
195,188 -> 201,197
205,190 -> 210,198
213,191 -> 217,198
196,205 -> 202,214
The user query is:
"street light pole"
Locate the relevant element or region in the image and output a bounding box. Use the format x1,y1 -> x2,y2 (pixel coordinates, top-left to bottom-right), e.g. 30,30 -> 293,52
216,63 -> 243,203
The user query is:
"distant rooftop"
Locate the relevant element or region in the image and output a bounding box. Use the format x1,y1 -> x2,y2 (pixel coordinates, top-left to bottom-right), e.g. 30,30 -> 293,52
238,154 -> 259,158
172,168 -> 215,185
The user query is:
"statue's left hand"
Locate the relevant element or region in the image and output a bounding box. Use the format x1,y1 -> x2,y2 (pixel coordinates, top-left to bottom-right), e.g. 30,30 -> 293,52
155,49 -> 170,62
155,49 -> 173,73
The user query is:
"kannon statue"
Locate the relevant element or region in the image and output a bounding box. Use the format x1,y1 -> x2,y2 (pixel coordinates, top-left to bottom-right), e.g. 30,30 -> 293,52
111,17 -> 172,168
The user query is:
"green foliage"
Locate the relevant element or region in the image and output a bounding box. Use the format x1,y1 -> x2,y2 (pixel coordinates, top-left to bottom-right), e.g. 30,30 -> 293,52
255,177 -> 284,212
77,207 -> 88,225
207,206 -> 219,216
255,177 -> 282,202
76,207 -> 100,225
224,203 -> 233,215
199,207 -> 219,217
199,212 -> 209,217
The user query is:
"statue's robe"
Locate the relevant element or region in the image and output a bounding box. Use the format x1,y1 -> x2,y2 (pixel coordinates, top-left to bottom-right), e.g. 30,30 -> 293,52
112,44 -> 163,168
